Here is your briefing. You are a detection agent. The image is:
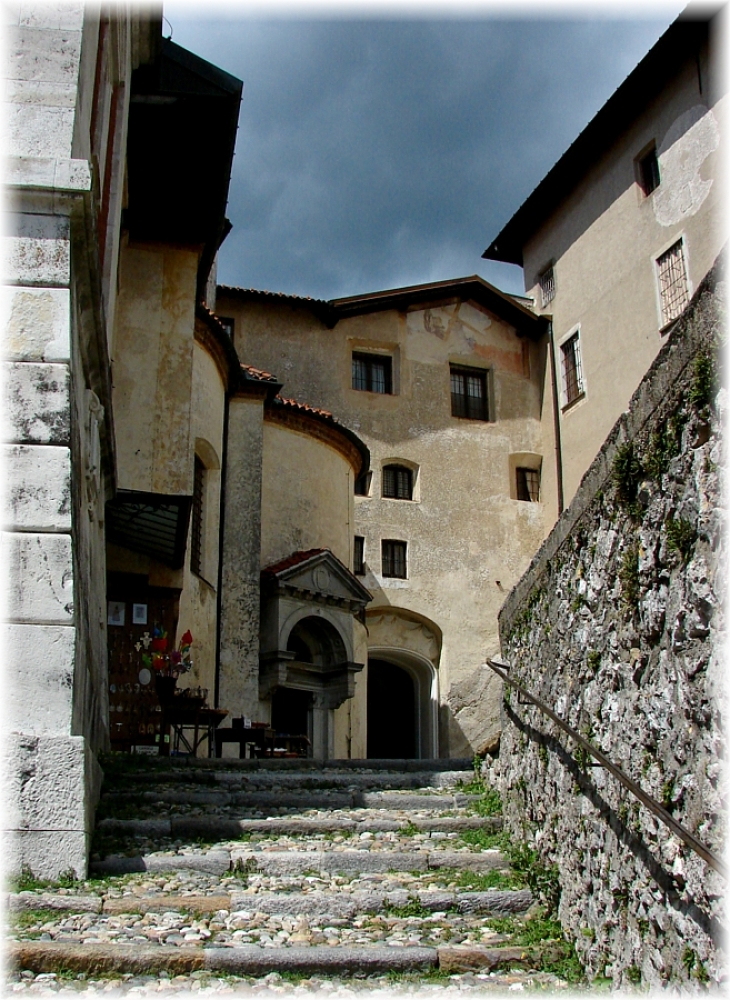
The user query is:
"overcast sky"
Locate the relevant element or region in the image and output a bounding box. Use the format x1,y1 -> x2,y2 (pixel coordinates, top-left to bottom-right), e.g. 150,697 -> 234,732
164,3 -> 685,300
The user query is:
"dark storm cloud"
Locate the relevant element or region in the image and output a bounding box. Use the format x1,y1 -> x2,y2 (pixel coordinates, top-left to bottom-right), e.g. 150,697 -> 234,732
165,10 -> 682,298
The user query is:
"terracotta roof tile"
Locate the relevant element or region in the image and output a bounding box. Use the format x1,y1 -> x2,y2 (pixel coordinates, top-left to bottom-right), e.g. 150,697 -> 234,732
240,363 -> 279,383
271,395 -> 335,420
261,548 -> 328,578
218,285 -> 329,307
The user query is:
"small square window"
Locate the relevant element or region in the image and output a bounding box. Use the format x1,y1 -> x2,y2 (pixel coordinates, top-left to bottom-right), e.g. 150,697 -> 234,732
450,365 -> 489,421
218,316 -> 235,338
539,266 -> 555,308
352,352 -> 392,394
638,145 -> 660,196
656,239 -> 690,327
354,536 -> 365,575
382,539 -> 407,579
516,467 -> 540,502
382,464 -> 413,500
561,332 -> 584,407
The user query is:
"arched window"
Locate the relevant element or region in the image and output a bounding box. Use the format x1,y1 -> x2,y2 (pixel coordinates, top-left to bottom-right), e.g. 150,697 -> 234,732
382,464 -> 413,500
190,455 -> 205,575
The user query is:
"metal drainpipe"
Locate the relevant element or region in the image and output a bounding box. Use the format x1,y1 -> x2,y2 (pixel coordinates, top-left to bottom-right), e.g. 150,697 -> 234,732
214,390 -> 230,710
547,319 -> 565,516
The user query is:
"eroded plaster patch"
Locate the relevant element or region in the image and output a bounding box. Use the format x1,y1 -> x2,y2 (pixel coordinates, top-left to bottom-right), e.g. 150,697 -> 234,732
654,106 -> 720,227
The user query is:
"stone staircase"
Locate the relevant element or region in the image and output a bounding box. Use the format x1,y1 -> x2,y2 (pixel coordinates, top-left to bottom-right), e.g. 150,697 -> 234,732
6,756 -> 581,995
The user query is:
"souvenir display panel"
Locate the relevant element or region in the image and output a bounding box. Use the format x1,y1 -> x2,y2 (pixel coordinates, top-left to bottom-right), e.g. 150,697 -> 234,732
107,591 -> 178,752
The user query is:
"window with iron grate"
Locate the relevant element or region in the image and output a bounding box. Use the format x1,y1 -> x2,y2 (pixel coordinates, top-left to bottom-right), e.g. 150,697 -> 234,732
190,456 -> 205,576
352,352 -> 392,394
382,464 -> 413,500
656,239 -> 690,328
450,365 -> 489,420
539,265 -> 555,308
382,539 -> 407,579
637,144 -> 660,196
560,332 -> 585,407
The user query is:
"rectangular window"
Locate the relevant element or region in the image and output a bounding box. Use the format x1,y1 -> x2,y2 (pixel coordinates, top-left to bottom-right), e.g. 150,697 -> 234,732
382,464 -> 413,500
354,536 -> 365,575
382,539 -> 407,579
450,365 -> 489,421
516,467 -> 540,502
355,471 -> 372,496
218,316 -> 235,338
539,266 -> 555,308
352,352 -> 392,394
560,332 -> 584,407
657,239 -> 690,327
190,456 -> 205,575
638,145 -> 660,196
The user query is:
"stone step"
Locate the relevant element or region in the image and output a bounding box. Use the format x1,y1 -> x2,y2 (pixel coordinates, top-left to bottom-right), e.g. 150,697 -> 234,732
98,789 -> 477,813
96,814 -> 502,839
8,885 -> 532,919
102,756 -> 474,773
89,846 -> 507,877
98,769 -> 473,791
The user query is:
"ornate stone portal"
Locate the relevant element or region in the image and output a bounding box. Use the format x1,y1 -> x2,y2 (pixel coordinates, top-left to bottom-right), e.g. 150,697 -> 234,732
259,549 -> 372,758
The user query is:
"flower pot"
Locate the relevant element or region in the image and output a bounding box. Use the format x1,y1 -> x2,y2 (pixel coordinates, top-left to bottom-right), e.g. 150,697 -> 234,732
155,674 -> 177,705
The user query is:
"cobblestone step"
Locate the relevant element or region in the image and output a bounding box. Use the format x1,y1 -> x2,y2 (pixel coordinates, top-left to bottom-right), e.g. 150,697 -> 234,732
98,789 -> 476,813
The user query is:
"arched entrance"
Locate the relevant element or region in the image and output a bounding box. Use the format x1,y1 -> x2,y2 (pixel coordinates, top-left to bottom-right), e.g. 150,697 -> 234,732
366,649 -> 438,758
367,659 -> 416,758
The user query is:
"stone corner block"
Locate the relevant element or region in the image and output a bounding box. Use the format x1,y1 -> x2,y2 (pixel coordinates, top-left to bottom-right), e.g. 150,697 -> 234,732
1,532 -> 73,624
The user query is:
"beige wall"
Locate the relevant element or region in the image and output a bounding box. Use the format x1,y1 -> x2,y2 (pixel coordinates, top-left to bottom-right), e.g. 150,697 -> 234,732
218,291 -> 549,756
523,44 -> 725,504
261,420 -> 354,571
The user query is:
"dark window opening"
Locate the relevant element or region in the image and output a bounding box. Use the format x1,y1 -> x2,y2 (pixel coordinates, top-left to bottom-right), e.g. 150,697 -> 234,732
516,467 -> 540,502
354,536 -> 365,575
539,266 -> 555,307
352,352 -> 392,394
218,316 -> 235,338
355,471 -> 372,496
382,539 -> 407,579
367,659 -> 416,759
190,456 -> 205,575
638,146 -> 660,195
382,464 -> 413,500
450,365 -> 489,420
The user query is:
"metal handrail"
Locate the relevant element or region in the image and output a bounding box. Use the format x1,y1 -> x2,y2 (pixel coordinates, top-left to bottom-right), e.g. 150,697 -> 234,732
487,656 -> 726,879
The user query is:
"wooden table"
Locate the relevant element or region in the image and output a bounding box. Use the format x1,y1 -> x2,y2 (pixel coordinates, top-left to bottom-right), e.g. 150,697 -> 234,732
166,705 -> 228,757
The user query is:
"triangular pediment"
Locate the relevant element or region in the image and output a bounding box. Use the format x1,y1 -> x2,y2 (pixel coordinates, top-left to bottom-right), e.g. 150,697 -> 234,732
262,549 -> 372,607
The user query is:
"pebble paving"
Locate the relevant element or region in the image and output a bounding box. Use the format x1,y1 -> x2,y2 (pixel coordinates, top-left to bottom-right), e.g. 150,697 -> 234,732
5,758 -> 579,996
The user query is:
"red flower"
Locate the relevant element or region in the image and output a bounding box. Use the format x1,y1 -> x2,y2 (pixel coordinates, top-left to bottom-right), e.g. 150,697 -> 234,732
151,637 -> 167,652
180,630 -> 193,646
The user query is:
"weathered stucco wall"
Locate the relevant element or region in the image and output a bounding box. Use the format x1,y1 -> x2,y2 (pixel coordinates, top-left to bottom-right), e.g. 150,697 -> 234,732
525,37 -> 725,509
496,265 -> 724,988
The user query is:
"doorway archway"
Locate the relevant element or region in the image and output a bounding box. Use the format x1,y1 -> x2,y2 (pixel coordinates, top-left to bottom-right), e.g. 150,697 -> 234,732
366,648 -> 438,758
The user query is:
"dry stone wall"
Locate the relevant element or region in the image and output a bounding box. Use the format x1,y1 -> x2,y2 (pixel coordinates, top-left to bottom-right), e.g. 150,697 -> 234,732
495,263 -> 725,989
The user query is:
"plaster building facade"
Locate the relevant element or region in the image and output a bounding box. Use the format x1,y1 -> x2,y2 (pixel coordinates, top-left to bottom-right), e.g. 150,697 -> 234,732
483,14 -> 725,514
215,278 -> 548,758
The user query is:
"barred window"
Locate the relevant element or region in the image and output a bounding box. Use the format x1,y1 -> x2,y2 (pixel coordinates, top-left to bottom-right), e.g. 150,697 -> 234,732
561,333 -> 584,407
539,266 -> 555,308
382,540 -> 407,579
352,353 -> 392,394
516,467 -> 540,502
354,536 -> 365,575
190,456 -> 205,575
657,240 -> 690,327
450,365 -> 489,421
382,464 -> 413,500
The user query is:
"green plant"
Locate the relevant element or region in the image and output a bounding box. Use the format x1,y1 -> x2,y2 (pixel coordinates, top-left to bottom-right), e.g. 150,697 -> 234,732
626,965 -> 642,985
619,542 -> 640,609
385,898 -> 431,919
574,745 -> 589,770
503,841 -> 561,915
468,784 -> 503,817
487,916 -> 517,935
459,828 -> 507,851
587,650 -> 601,674
665,516 -> 696,562
661,778 -> 675,809
689,349 -> 717,409
10,907 -> 63,932
612,443 -> 643,516
400,820 -> 420,837
8,865 -> 51,893
538,743 -> 549,767
643,422 -> 680,480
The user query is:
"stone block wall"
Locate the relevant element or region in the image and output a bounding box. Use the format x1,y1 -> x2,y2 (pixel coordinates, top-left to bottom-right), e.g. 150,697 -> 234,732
495,262 -> 725,988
